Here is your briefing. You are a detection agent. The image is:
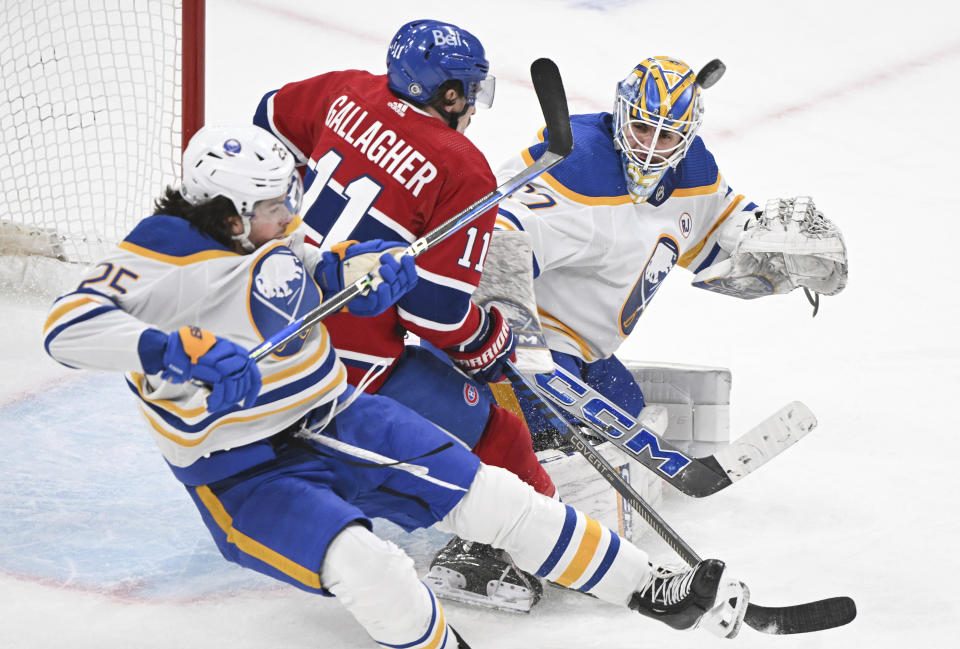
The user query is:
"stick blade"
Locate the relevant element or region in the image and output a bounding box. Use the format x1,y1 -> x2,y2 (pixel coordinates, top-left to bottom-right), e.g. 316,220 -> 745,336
530,58 -> 573,157
712,401 -> 818,482
745,597 -> 857,634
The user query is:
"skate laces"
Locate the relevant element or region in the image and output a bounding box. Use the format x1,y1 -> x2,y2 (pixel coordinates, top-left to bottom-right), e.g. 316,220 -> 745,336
639,565 -> 695,607
494,554 -> 537,592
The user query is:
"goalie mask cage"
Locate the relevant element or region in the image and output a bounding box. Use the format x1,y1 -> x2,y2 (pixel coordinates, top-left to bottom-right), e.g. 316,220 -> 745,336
0,0 -> 204,268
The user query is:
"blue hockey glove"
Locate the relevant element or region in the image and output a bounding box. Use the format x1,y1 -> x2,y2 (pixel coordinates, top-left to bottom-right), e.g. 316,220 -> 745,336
314,239 -> 418,317
445,305 -> 517,383
138,326 -> 262,413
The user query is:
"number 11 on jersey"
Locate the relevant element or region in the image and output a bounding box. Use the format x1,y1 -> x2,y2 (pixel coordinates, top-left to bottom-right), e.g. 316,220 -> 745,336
303,149 -> 383,250
456,226 -> 490,272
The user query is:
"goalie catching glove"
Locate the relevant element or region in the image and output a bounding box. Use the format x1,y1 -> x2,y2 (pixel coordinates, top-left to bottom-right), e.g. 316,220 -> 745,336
693,196 -> 847,299
314,239 -> 419,317
446,305 -> 517,383
138,326 -> 262,413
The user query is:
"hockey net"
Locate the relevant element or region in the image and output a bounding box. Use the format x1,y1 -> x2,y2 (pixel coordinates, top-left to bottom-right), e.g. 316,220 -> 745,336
0,0 -> 203,295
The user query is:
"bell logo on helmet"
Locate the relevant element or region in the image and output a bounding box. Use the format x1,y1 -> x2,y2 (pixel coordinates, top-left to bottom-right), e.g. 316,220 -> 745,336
432,28 -> 463,47
223,139 -> 242,156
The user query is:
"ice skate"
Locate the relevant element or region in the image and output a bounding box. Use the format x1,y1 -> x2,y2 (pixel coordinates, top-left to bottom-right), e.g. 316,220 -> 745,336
629,559 -> 749,638
425,536 -> 543,613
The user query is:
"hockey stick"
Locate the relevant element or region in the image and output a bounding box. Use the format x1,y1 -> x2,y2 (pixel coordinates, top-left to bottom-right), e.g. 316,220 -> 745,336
248,58 -> 573,363
504,362 -> 857,635
525,364 -> 817,498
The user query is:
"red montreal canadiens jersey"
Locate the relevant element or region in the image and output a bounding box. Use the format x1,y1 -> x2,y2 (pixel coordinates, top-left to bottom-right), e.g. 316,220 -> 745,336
255,70 -> 497,391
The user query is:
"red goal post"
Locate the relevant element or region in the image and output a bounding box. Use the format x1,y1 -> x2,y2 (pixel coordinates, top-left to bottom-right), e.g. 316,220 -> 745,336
0,0 -> 205,267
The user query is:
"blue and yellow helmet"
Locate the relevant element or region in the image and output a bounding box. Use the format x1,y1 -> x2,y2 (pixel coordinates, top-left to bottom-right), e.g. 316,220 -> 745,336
613,56 -> 704,173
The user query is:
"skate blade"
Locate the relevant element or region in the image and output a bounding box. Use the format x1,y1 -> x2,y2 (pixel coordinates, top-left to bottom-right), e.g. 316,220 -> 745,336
701,580 -> 751,639
425,570 -> 536,614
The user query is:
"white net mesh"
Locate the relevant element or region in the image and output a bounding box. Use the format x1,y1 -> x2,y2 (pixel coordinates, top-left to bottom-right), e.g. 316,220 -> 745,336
1,0 -> 184,266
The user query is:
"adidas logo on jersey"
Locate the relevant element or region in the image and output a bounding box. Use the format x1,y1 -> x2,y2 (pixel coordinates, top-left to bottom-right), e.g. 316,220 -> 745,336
387,101 -> 408,117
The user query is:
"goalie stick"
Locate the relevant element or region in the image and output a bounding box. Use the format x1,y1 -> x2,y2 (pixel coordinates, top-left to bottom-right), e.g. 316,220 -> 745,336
504,363 -> 857,635
248,57 -> 574,363
526,364 -> 817,498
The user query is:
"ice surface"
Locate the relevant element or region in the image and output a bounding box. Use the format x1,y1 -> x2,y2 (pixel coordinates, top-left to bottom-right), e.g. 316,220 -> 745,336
3,0 -> 959,647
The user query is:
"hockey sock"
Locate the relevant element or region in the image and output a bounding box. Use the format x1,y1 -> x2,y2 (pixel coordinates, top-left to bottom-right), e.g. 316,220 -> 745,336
322,524 -> 456,648
439,464 -> 650,607
471,405 -> 556,497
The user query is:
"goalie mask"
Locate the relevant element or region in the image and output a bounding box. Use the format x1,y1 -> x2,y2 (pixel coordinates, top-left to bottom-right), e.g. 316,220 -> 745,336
386,19 -> 495,115
613,57 -> 704,203
181,124 -> 302,251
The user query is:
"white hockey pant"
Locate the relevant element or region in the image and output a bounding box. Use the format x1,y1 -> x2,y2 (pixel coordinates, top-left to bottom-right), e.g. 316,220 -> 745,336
321,524 -> 456,648
439,464 -> 652,606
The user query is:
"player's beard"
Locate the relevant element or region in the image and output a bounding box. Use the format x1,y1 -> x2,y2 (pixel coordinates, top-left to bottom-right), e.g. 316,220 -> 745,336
449,105 -> 475,133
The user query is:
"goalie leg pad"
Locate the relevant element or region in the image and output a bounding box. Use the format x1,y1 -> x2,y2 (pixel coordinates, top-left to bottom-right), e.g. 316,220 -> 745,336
537,439 -> 664,542
439,464 -> 651,607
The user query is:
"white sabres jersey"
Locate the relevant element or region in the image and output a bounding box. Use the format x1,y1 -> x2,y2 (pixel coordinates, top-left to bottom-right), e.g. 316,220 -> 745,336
495,113 -> 758,361
43,214 -> 347,469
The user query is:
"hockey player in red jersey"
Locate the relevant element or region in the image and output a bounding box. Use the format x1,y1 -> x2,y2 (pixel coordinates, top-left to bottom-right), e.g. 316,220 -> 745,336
253,19 -> 556,610
44,123 -> 749,648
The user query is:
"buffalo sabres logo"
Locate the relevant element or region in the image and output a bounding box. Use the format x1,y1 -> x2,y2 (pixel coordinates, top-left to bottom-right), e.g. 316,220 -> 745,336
222,138 -> 242,156
255,253 -> 303,298
619,235 -> 680,336
250,248 -> 322,357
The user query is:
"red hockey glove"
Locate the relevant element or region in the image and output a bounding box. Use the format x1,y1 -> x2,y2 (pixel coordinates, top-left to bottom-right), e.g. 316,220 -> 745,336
445,305 -> 516,383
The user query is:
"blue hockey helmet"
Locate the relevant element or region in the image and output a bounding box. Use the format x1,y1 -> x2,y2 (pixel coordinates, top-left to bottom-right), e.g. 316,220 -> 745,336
613,56 -> 704,202
386,19 -> 495,108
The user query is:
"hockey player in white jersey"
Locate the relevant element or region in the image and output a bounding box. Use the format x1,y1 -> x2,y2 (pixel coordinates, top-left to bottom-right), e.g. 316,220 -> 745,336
41,123 -> 750,645
494,56 -> 848,441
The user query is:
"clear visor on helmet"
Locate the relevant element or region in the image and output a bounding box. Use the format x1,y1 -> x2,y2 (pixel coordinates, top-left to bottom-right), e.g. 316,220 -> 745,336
284,172 -> 303,215
467,74 -> 496,108
613,93 -> 701,171
249,173 -> 303,221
